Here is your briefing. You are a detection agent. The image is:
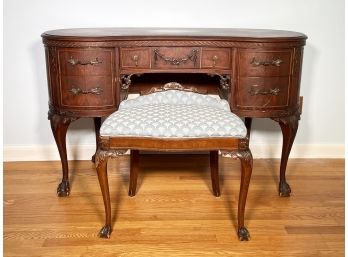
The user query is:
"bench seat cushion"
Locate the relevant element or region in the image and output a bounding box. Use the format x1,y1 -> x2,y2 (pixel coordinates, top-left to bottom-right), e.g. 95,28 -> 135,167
100,90 -> 247,138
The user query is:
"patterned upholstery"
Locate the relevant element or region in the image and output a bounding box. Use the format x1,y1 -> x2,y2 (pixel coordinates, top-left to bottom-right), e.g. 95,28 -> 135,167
100,90 -> 247,138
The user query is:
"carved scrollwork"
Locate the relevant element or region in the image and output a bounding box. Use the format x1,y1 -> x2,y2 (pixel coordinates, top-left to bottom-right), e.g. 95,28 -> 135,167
153,48 -> 198,66
143,82 -> 207,95
221,149 -> 252,164
95,149 -> 127,169
271,114 -> 300,131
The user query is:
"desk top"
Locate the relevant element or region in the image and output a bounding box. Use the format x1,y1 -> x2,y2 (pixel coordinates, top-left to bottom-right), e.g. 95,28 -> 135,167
42,27 -> 307,41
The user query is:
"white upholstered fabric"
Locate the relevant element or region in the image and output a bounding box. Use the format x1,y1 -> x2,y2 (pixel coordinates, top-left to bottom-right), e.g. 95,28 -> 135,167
100,90 -> 247,138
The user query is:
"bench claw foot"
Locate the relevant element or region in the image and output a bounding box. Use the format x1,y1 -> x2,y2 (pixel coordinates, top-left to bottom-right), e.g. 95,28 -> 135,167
99,225 -> 111,238
238,227 -> 250,241
279,180 -> 291,197
57,180 -> 70,197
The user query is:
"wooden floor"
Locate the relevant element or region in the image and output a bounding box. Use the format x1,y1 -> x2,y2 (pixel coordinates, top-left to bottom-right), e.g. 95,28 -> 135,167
4,156 -> 344,257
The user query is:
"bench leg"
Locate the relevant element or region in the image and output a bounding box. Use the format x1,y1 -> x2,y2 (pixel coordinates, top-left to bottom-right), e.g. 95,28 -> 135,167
129,150 -> 139,197
236,149 -> 253,241
210,151 -> 220,197
95,150 -> 112,238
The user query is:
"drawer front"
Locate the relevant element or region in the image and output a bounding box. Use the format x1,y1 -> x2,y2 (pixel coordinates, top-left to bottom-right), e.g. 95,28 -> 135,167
152,47 -> 200,69
239,50 -> 292,76
201,48 -> 231,69
59,49 -> 112,76
120,48 -> 150,69
60,76 -> 114,108
236,77 -> 290,109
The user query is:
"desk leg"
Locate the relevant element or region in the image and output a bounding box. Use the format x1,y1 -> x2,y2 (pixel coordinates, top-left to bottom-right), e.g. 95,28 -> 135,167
91,117 -> 102,163
274,115 -> 299,197
50,114 -> 76,197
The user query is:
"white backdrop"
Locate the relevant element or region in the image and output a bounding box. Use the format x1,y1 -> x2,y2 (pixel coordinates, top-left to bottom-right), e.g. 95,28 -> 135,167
3,0 -> 345,160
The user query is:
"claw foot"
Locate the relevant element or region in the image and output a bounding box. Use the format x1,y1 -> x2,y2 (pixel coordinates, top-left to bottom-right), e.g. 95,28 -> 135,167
238,227 -> 250,241
99,225 -> 112,238
279,180 -> 291,197
57,180 -> 70,197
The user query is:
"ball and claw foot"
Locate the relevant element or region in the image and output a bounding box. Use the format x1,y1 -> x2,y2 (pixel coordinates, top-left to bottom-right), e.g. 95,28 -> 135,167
238,227 -> 250,241
279,180 -> 291,197
57,180 -> 70,197
99,225 -> 112,238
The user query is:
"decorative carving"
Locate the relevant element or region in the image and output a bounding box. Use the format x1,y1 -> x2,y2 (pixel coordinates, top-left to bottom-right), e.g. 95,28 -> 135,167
271,114 -> 301,130
48,111 -> 78,128
143,82 -> 207,95
99,225 -> 112,238
43,38 -> 305,48
69,87 -> 103,95
153,48 -> 198,66
95,149 -> 127,169
248,85 -> 280,96
221,149 -> 252,163
238,227 -> 250,241
68,56 -> 102,66
279,180 -> 292,197
250,57 -> 282,67
57,180 -> 70,197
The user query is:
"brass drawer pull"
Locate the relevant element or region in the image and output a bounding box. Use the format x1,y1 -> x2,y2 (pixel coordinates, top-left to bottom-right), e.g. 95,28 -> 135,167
68,57 -> 102,66
132,55 -> 139,66
250,57 -> 283,67
154,48 -> 198,66
69,87 -> 103,95
212,55 -> 218,67
249,85 -> 280,96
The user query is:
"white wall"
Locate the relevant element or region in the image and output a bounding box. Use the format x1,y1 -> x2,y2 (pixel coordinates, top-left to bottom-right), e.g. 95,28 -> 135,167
3,0 -> 345,160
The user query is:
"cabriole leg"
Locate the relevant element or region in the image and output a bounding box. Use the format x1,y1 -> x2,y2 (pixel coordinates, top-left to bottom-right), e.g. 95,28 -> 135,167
236,149 -> 253,241
276,115 -> 299,197
95,149 -> 112,238
50,114 -> 76,197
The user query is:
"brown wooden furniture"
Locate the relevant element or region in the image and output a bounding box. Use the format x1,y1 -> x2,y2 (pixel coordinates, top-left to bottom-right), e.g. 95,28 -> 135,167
42,27 -> 306,198
94,84 -> 252,240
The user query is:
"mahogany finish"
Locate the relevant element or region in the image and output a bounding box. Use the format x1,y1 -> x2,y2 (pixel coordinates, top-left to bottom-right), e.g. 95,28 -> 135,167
42,27 -> 306,197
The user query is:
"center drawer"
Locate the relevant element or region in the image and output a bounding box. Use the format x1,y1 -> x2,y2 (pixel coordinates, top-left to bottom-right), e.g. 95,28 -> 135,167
151,47 -> 200,69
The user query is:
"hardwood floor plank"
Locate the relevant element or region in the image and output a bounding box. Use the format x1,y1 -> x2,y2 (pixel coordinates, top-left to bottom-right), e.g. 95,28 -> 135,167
4,157 -> 344,257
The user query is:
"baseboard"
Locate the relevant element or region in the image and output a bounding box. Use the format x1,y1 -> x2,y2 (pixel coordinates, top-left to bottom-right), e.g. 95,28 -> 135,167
3,144 -> 345,161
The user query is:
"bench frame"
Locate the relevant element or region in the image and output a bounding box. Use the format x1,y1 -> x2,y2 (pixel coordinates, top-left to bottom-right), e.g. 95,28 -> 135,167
94,85 -> 253,241
95,136 -> 252,241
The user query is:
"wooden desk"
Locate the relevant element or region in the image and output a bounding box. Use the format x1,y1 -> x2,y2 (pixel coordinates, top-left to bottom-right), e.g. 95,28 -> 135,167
42,28 -> 307,197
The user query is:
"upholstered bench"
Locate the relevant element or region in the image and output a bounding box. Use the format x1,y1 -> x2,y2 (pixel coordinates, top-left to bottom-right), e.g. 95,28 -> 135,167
95,84 -> 253,241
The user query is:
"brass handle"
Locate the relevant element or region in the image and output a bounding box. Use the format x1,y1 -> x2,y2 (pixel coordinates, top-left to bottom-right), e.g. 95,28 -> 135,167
154,48 -> 198,66
248,85 -> 280,96
212,55 -> 218,67
69,87 -> 103,95
132,55 -> 139,66
250,57 -> 283,67
68,57 -> 102,66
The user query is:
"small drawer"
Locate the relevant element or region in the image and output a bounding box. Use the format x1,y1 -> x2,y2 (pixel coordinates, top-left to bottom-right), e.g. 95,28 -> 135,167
238,50 -> 292,76
152,47 -> 201,69
201,48 -> 231,69
236,77 -> 290,109
120,48 -> 150,69
60,76 -> 114,108
59,49 -> 112,76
